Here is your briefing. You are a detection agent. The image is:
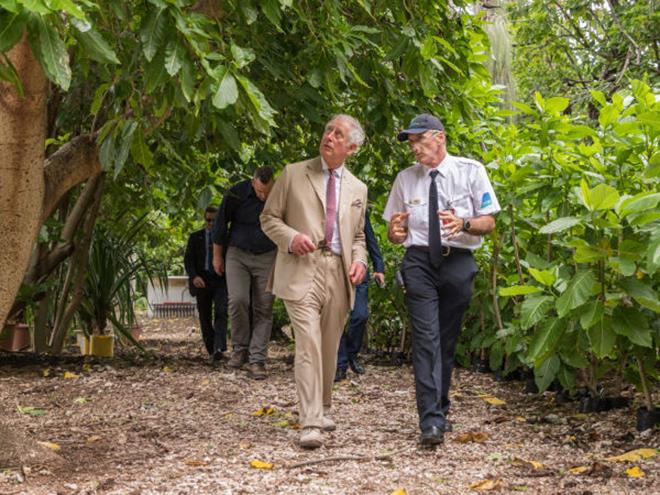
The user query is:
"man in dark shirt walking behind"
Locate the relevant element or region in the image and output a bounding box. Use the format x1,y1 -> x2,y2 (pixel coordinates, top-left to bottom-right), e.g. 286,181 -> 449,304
212,167 -> 277,379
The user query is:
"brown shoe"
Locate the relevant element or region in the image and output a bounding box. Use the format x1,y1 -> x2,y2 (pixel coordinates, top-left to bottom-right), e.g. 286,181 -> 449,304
299,427 -> 323,449
322,416 -> 336,432
227,350 -> 248,369
247,362 -> 267,380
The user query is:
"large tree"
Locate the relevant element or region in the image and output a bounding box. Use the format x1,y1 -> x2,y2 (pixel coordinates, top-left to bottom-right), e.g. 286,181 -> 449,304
0,0 -> 495,346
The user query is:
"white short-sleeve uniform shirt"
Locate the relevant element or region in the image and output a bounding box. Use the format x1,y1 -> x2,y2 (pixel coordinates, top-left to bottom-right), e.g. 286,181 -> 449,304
383,154 -> 501,250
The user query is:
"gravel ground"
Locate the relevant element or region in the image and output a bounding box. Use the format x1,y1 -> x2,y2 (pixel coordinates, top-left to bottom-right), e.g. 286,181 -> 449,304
0,317 -> 657,494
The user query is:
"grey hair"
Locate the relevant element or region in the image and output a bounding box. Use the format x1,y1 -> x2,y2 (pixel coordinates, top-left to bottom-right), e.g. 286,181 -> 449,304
330,114 -> 365,148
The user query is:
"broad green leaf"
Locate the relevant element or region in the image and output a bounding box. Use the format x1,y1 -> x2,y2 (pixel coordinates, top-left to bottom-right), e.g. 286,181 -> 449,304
645,151 -> 660,179
556,271 -> 596,317
590,90 -> 606,106
140,6 -> 166,62
528,268 -> 555,287
21,0 -> 49,14
539,217 -> 581,234
98,126 -> 116,170
647,236 -> 660,273
620,279 -> 660,313
420,35 -> 436,59
76,28 -> 120,65
574,244 -> 606,263
217,120 -> 241,152
498,285 -> 542,297
607,257 -> 636,277
636,111 -> 660,129
180,56 -> 195,102
533,91 -> 545,112
589,184 -> 619,211
534,355 -> 560,393
599,104 -> 619,127
164,41 -> 183,76
579,300 -> 604,330
0,11 -> 26,52
627,211 -> 660,226
561,342 -> 589,369
212,72 -> 238,110
520,295 -> 553,329
612,307 -> 652,348
586,316 -> 616,359
113,121 -> 137,178
90,82 -> 110,115
230,44 -> 255,69
545,96 -> 569,115
260,0 -> 282,29
528,319 -> 566,366
130,127 -> 153,170
144,49 -> 166,92
237,75 -> 277,127
618,192 -> 660,218
0,0 -> 20,13
512,101 -> 535,115
27,15 -> 71,90
50,0 -> 86,19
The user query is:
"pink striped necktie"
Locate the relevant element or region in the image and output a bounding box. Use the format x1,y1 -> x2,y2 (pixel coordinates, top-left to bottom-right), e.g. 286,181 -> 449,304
325,170 -> 337,245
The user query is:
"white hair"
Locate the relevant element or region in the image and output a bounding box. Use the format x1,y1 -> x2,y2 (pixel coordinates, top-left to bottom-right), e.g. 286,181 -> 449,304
330,114 -> 365,148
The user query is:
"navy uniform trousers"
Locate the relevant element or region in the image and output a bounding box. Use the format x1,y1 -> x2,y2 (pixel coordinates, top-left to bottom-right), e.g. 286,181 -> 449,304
402,246 -> 478,431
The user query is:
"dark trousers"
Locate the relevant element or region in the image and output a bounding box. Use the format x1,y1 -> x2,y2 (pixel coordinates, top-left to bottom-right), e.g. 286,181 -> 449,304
402,246 -> 477,432
337,276 -> 369,370
195,278 -> 228,355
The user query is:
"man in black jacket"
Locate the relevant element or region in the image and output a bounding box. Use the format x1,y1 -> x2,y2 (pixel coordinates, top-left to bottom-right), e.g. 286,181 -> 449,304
184,206 -> 228,363
212,167 -> 276,380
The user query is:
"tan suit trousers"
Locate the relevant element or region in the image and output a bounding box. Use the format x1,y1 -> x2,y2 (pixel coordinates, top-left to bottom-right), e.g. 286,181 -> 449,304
283,251 -> 350,428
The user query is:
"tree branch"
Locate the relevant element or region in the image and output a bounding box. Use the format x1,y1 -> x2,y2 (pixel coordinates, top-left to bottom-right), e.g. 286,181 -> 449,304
606,0 -> 641,64
42,133 -> 100,222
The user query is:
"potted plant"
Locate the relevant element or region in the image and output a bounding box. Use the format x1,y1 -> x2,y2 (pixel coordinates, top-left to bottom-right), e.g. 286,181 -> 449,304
0,285 -> 38,352
76,215 -> 166,356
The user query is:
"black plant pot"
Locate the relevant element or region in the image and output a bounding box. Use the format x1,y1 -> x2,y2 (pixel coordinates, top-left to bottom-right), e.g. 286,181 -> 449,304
579,396 -> 631,413
524,377 -> 539,394
636,407 -> 660,431
472,357 -> 490,374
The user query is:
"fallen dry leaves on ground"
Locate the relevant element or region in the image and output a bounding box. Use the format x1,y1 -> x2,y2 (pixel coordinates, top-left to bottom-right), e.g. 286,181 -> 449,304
0,316 -> 657,494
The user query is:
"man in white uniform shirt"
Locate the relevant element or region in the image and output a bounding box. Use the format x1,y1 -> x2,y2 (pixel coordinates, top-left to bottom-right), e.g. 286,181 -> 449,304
384,114 -> 500,445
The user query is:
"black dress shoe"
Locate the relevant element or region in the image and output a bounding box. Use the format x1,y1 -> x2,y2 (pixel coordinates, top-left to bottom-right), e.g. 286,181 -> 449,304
210,351 -> 223,365
348,357 -> 365,375
334,368 -> 347,382
420,426 -> 444,446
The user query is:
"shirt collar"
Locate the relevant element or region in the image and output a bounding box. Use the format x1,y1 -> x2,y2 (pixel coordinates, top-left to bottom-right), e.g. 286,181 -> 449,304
321,157 -> 344,178
425,153 -> 453,178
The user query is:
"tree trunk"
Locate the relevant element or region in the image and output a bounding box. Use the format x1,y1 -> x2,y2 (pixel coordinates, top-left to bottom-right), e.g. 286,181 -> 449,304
0,36 -> 47,328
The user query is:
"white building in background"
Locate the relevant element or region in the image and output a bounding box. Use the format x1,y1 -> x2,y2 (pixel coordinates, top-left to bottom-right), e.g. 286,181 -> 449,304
146,275 -> 196,318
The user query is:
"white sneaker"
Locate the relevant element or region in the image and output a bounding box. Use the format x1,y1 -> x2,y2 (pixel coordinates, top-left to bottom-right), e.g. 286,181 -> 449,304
322,416 -> 336,432
299,428 -> 323,448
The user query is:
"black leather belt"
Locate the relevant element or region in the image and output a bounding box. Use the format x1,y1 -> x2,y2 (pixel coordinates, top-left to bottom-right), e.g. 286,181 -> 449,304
408,245 -> 473,257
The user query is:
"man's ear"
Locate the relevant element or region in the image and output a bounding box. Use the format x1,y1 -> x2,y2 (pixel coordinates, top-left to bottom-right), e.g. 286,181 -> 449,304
347,143 -> 358,155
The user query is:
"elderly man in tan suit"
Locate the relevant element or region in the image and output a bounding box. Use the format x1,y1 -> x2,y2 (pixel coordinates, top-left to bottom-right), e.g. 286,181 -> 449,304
261,114 -> 368,448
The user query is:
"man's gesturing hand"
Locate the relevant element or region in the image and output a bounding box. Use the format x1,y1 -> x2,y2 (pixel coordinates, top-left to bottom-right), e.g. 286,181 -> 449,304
388,212 -> 410,244
291,233 -> 316,255
349,261 -> 366,285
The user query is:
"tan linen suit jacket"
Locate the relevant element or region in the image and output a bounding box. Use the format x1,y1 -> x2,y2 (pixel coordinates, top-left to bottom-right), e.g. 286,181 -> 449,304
260,157 -> 368,307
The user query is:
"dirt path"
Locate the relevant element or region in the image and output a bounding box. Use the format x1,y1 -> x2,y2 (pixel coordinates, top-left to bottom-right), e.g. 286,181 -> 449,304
0,317 -> 657,494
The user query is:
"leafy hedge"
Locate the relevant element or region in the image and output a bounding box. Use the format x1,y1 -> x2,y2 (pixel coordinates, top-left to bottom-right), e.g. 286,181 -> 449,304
369,81 -> 659,404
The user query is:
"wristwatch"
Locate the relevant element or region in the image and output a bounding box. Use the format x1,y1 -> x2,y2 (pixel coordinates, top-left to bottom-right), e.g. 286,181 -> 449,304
462,218 -> 471,232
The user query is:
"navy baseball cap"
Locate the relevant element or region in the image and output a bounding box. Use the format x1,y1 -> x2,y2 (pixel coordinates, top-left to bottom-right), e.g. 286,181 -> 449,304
396,113 -> 444,141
